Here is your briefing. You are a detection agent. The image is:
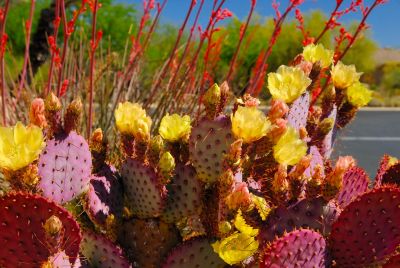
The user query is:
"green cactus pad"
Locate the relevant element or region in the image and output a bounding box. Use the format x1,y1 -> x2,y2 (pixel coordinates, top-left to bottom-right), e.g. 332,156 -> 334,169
189,115 -> 234,183
162,238 -> 225,268
162,163 -> 204,223
121,158 -> 166,218
331,186 -> 400,267
118,218 -> 180,268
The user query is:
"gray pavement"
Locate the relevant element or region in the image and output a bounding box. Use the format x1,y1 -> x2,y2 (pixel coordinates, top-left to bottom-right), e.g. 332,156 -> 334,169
331,109 -> 400,177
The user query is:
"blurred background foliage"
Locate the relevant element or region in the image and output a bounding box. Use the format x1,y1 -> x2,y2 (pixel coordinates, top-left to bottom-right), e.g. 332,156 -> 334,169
5,0 -> 400,106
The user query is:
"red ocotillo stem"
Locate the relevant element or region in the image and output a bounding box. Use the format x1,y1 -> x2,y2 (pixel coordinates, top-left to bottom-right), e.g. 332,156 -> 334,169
146,0 -> 196,107
56,0 -> 68,96
45,0 -> 61,96
0,0 -> 10,126
17,0 -> 36,99
225,0 -> 256,83
87,0 -> 100,138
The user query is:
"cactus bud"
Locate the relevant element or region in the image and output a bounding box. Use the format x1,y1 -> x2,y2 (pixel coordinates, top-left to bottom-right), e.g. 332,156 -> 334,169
318,117 -> 334,136
224,139 -> 242,171
64,98 -> 83,133
203,83 -> 221,118
306,165 -> 324,199
158,151 -> 175,184
218,221 -> 232,234
44,215 -> 63,236
29,98 -> 47,128
267,118 -> 287,143
45,92 -> 63,136
225,182 -> 251,211
148,135 -> 164,166
90,128 -> 107,171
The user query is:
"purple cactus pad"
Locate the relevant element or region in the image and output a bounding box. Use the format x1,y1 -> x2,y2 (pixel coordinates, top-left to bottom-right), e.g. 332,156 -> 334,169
121,158 -> 166,218
337,166 -> 369,208
287,91 -> 310,131
262,229 -> 326,268
38,131 -> 92,204
304,145 -> 325,178
85,165 -> 123,226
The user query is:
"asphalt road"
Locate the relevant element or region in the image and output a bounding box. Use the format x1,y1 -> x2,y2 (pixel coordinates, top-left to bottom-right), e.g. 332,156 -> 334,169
331,109 -> 400,178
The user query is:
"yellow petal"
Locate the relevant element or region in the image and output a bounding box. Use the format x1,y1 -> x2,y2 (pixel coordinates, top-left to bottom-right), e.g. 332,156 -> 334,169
331,61 -> 362,89
267,65 -> 312,104
159,114 -> 191,142
250,193 -> 271,221
234,209 -> 259,237
303,43 -> 334,68
273,127 -> 307,166
346,82 -> 372,107
212,232 -> 259,265
231,106 -> 271,143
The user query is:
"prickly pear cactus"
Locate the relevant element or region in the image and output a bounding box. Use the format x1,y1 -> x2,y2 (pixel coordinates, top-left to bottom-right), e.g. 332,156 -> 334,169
85,165 -> 123,226
162,163 -> 204,223
380,163 -> 400,186
287,91 -> 310,131
46,251 -> 85,268
0,192 -> 81,268
80,231 -> 131,268
261,197 -> 341,241
330,186 -> 400,267
304,145 -> 324,177
189,115 -> 234,183
162,238 -> 225,268
383,254 -> 400,268
38,131 -> 92,204
118,218 -> 180,268
375,154 -> 391,187
337,166 -> 369,207
262,229 -> 326,268
320,105 -> 337,159
121,158 -> 166,218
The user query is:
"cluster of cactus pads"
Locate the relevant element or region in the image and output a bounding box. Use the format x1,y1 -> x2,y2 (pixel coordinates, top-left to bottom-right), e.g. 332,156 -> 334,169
1,44 -> 399,267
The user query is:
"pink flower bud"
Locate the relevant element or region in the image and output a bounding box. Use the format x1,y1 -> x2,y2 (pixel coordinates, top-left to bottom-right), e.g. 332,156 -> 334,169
225,182 -> 251,210
268,99 -> 289,121
29,98 -> 47,128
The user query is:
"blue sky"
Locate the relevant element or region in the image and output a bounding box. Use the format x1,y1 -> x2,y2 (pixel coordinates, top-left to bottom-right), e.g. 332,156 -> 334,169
119,0 -> 399,48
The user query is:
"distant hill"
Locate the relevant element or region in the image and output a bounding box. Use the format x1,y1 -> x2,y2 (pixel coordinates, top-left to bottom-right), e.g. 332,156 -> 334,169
374,48 -> 400,66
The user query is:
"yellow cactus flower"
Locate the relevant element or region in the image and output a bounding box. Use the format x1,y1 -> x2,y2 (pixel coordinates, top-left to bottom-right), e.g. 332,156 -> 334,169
302,43 -> 334,68
231,106 -> 271,143
273,127 -> 307,166
267,65 -> 312,104
212,210 -> 259,265
0,122 -> 45,171
346,82 -> 372,107
159,113 -> 191,142
331,61 -> 362,89
114,102 -> 152,140
212,232 -> 259,265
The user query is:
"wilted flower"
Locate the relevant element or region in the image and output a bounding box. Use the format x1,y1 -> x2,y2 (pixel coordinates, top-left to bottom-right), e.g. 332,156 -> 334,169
346,82 -> 372,107
225,182 -> 251,210
268,99 -> 289,122
267,65 -> 312,103
0,122 -> 45,171
273,127 -> 307,165
303,43 -> 334,68
29,98 -> 47,128
231,106 -> 271,143
114,102 -> 152,140
331,61 -> 362,89
159,113 -> 191,142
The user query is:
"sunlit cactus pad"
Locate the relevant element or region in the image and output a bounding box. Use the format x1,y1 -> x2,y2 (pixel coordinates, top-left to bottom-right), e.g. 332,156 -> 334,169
38,131 -> 92,204
0,192 -> 81,268
121,158 -> 166,218
287,91 -> 310,131
330,186 -> 400,266
262,229 -> 326,268
85,165 -> 123,226
337,166 -> 369,207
